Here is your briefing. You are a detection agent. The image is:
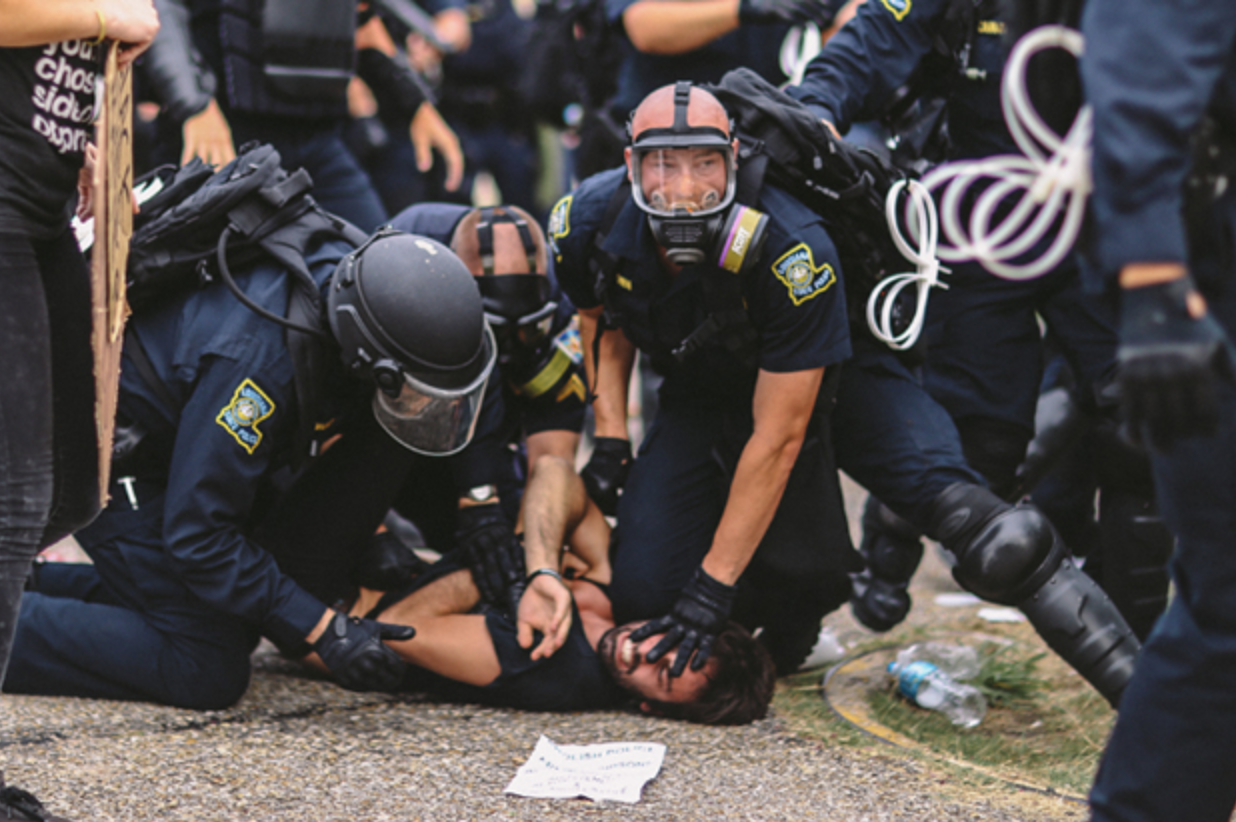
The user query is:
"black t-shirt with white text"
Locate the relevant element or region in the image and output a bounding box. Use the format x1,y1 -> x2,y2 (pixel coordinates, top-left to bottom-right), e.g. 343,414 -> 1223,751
0,40 -> 99,236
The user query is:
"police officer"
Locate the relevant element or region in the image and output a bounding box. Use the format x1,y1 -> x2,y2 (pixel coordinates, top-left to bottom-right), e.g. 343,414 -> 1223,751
573,0 -> 836,180
378,202 -> 589,607
787,0 -> 1133,625
1079,2 -> 1236,818
552,82 -> 859,675
791,0 -> 1120,496
3,201 -> 496,709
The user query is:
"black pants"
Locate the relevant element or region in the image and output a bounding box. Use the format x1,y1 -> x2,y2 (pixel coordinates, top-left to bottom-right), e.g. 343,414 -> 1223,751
0,229 -> 100,681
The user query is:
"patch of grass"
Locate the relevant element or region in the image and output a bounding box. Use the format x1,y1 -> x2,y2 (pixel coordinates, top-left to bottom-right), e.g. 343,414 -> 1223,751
866,641 -> 1111,796
772,669 -> 877,749
974,641 -> 1048,706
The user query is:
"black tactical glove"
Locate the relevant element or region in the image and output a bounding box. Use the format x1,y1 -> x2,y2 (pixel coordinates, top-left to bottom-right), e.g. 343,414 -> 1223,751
313,612 -> 415,692
580,437 -> 632,517
351,530 -> 430,591
454,503 -> 524,607
629,566 -> 738,677
738,0 -> 835,27
1118,276 -> 1234,449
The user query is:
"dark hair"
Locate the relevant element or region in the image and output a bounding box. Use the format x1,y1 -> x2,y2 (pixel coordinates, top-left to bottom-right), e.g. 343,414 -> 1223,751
644,623 -> 776,726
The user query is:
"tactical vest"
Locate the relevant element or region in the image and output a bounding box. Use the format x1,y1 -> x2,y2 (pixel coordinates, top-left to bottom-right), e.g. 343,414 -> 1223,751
218,0 -> 355,119
588,181 -> 763,381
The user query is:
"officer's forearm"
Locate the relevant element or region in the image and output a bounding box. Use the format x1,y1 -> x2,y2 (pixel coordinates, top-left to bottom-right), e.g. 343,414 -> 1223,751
702,367 -> 824,585
703,428 -> 803,584
622,0 -> 740,54
579,309 -> 635,439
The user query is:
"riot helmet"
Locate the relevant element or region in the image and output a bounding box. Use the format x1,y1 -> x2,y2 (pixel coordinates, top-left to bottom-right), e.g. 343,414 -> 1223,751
327,229 -> 497,456
626,82 -> 740,266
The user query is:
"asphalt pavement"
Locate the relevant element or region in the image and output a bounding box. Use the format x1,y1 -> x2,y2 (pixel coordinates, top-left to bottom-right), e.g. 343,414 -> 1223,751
1,639 -> 1088,822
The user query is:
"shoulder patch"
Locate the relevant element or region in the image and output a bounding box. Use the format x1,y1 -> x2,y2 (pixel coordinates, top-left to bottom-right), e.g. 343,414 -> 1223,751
548,195 -> 573,258
773,243 -> 837,306
554,317 -> 584,365
216,379 -> 276,454
881,0 -> 910,21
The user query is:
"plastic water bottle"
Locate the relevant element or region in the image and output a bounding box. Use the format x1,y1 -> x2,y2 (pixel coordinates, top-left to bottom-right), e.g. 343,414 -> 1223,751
887,660 -> 987,728
894,641 -> 981,682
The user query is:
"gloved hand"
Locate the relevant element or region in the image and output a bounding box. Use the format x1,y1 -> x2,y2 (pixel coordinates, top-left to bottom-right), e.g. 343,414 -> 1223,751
351,530 -> 430,591
454,503 -> 524,607
1118,276 -> 1234,449
313,612 -> 415,692
580,437 -> 632,517
629,566 -> 738,677
738,0 -> 835,27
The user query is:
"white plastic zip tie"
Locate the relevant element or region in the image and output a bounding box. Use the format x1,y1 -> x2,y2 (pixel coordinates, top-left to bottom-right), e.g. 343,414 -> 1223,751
781,22 -> 822,88
920,24 -> 1091,281
866,178 -> 949,349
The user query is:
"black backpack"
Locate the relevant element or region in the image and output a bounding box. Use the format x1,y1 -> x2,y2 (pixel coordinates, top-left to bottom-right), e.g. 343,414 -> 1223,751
128,142 -> 367,323
123,142 -> 369,463
706,68 -> 913,311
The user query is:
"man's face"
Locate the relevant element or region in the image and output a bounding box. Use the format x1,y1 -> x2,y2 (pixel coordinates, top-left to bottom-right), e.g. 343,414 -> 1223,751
598,621 -> 712,706
638,147 -> 730,215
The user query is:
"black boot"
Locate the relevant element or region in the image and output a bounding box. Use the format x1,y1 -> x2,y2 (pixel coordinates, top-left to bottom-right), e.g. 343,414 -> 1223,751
850,497 -> 924,632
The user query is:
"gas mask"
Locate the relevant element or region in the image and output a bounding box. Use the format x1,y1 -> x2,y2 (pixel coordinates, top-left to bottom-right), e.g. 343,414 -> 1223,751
628,81 -> 768,269
468,207 -> 563,384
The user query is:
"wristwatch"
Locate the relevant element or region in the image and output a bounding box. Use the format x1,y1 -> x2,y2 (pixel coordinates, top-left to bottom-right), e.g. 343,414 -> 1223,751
466,484 -> 499,503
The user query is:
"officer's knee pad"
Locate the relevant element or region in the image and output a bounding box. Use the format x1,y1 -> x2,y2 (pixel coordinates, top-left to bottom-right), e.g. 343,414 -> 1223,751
928,482 -> 1066,605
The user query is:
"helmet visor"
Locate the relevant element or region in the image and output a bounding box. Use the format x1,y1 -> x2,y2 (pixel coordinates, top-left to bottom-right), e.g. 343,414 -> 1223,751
372,324 -> 498,456
631,144 -> 736,219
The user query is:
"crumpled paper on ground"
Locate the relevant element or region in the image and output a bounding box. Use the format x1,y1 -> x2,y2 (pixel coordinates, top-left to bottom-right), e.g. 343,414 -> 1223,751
505,735 -> 667,803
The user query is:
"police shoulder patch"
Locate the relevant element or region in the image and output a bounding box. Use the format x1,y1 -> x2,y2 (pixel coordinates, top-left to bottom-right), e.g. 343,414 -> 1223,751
216,379 -> 276,454
772,243 -> 836,306
548,195 -> 572,258
881,0 -> 910,21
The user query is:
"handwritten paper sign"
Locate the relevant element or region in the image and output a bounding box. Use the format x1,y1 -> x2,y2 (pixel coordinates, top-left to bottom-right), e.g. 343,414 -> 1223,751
505,736 -> 667,804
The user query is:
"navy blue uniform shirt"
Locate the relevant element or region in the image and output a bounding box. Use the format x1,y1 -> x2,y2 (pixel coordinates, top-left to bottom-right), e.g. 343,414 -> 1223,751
788,0 -> 1011,160
1082,0 -> 1236,288
115,238 -> 362,647
550,167 -> 851,403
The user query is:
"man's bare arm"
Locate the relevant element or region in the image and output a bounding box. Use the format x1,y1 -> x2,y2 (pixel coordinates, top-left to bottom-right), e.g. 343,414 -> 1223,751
578,306 -> 637,440
622,0 -> 740,55
374,569 -> 502,686
702,366 -> 825,584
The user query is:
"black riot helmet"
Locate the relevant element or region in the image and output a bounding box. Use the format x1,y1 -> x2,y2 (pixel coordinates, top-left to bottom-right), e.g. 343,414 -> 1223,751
327,230 -> 497,456
450,206 -> 556,371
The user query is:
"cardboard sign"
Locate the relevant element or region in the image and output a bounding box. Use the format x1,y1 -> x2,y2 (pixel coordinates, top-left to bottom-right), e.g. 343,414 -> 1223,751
90,42 -> 133,504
